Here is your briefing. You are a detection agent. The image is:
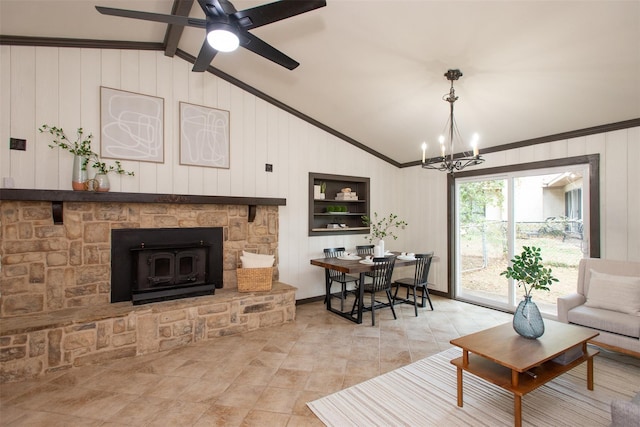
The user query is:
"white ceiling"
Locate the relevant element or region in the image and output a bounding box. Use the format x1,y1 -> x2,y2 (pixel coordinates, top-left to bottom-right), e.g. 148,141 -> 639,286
2,0 -> 639,164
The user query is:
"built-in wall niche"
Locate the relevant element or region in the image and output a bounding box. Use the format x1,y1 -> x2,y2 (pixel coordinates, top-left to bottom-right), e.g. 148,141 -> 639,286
309,172 -> 370,236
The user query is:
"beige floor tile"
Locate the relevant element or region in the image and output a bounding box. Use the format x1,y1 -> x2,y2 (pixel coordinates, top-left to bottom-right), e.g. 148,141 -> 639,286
268,368 -> 311,389
279,354 -> 317,371
304,371 -> 344,393
233,364 -> 279,386
253,386 -> 302,413
286,414 -> 327,427
248,350 -> 287,369
178,377 -> 233,404
106,395 -> 176,425
144,400 -> 210,426
144,375 -> 197,399
193,404 -> 251,427
3,409 -> 103,426
240,409 -> 290,426
82,370 -> 162,395
214,383 -> 266,408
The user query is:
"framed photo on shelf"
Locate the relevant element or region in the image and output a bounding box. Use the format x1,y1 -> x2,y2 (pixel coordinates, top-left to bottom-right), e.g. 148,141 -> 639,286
100,86 -> 164,163
179,101 -> 230,169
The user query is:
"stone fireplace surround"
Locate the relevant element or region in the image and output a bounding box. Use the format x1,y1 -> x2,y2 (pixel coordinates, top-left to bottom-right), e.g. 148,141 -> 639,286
0,189 -> 295,383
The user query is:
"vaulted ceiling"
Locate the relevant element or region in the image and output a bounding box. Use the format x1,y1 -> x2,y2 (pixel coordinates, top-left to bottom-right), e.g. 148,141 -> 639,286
1,0 -> 639,165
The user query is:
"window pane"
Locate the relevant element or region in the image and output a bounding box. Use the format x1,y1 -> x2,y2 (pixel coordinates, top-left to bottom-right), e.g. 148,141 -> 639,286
458,178 -> 509,307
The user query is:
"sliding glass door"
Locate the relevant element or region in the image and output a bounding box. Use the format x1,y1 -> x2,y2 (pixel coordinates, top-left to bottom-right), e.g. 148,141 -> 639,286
455,165 -> 589,315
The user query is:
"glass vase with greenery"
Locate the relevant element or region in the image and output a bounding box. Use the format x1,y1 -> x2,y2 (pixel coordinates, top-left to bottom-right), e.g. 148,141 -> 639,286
501,246 -> 558,338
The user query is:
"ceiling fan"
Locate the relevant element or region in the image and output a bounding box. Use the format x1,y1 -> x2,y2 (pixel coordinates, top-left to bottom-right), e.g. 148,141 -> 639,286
95,0 -> 326,72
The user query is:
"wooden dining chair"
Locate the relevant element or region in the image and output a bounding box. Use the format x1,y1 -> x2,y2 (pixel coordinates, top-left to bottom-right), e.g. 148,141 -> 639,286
351,256 -> 397,326
392,252 -> 434,316
356,245 -> 375,282
355,245 -> 374,255
324,247 -> 359,311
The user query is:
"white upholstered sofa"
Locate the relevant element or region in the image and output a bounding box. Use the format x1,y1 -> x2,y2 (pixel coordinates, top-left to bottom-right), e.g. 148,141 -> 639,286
557,258 -> 640,357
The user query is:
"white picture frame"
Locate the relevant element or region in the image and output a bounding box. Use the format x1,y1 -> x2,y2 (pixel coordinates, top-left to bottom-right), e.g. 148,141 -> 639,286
100,86 -> 164,163
179,101 -> 230,169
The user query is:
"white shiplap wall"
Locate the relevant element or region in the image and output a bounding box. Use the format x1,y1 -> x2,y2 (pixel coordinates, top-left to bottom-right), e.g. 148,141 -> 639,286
1,46 -> 638,300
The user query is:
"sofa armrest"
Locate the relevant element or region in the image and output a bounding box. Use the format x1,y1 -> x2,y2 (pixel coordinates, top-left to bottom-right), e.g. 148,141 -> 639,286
557,292 -> 586,323
611,399 -> 640,427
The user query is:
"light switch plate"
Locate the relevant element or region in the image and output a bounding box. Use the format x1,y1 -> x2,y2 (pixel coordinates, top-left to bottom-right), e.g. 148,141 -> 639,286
10,138 -> 26,150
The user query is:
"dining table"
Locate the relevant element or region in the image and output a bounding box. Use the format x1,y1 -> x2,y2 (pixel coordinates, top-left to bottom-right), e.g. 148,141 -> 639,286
310,252 -> 417,324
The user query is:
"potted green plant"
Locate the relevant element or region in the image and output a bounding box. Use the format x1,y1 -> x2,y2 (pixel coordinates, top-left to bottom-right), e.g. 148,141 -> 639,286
39,125 -> 95,190
90,158 -> 135,192
361,212 -> 408,254
501,246 -> 558,339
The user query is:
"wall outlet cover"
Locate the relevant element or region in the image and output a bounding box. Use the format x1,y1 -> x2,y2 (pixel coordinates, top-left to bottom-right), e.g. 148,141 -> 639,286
9,138 -> 26,150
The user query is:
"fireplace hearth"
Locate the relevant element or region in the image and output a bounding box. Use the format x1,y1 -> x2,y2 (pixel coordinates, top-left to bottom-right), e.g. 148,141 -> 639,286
111,228 -> 223,304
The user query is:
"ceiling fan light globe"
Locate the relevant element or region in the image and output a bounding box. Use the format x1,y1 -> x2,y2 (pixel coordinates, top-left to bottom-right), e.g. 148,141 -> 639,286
207,29 -> 239,52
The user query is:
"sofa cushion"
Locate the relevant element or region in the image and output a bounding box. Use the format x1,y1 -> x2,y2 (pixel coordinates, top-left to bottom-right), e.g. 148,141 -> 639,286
584,270 -> 640,315
568,305 -> 640,338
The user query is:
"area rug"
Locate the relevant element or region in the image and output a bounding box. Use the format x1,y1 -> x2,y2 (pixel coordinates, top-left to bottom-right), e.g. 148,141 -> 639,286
307,347 -> 640,426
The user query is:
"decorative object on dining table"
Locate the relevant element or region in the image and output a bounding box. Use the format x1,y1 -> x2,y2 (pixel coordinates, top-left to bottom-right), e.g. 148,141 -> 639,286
39,124 -> 135,191
362,212 -> 408,255
501,246 -> 558,339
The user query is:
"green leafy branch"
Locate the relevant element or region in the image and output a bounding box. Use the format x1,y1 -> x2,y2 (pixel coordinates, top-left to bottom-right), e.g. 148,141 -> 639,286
500,246 -> 558,298
361,212 -> 408,243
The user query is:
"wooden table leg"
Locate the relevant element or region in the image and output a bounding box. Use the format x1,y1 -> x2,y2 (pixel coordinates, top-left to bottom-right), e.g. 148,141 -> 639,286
457,367 -> 463,407
587,355 -> 594,390
324,269 -> 332,310
357,272 -> 365,324
514,394 -> 522,427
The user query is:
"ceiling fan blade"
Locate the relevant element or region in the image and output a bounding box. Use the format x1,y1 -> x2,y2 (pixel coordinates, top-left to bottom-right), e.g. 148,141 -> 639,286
95,6 -> 206,28
192,39 -> 218,72
217,0 -> 238,15
232,0 -> 326,30
240,32 -> 299,70
197,0 -> 224,17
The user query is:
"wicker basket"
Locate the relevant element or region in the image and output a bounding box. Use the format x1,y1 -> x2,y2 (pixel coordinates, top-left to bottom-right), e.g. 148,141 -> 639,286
237,267 -> 273,292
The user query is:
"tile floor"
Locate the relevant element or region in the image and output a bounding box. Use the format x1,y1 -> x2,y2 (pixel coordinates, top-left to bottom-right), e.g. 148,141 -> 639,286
0,296 -> 513,426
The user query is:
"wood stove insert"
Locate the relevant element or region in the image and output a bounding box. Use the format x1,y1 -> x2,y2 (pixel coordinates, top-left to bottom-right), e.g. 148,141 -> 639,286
111,227 -> 223,304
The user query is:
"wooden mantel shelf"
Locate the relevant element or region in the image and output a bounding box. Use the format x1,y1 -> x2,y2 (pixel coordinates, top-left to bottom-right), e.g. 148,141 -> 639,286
0,189 -> 286,223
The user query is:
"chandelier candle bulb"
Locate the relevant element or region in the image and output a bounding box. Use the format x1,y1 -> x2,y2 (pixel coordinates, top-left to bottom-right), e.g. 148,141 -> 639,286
421,142 -> 426,163
472,133 -> 480,156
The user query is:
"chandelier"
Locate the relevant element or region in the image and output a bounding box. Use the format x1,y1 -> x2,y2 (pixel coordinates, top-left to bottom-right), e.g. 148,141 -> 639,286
421,69 -> 484,173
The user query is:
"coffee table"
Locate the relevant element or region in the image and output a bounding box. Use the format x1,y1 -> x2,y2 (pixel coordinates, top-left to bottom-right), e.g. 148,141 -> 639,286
450,320 -> 599,427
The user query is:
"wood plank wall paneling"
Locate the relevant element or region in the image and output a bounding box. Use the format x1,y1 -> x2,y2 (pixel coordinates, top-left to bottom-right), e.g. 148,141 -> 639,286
604,129 -> 629,261
1,45 -> 639,301
628,127 -> 640,260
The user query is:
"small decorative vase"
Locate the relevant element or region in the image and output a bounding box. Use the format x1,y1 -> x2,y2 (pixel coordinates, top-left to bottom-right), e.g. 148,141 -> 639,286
71,155 -> 88,191
513,295 -> 545,339
94,173 -> 110,192
378,239 -> 385,255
